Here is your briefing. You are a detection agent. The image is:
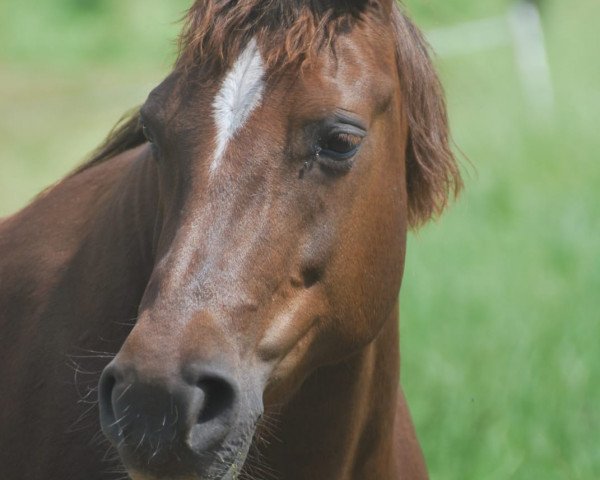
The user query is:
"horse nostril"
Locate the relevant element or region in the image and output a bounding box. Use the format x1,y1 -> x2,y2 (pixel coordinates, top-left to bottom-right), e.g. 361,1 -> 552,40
196,376 -> 236,424
98,367 -> 120,442
186,369 -> 239,453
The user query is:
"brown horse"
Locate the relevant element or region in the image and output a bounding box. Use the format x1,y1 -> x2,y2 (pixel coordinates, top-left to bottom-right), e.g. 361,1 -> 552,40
0,1 -> 461,479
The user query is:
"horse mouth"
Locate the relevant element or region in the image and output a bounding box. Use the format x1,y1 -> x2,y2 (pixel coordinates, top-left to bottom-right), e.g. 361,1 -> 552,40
120,414 -> 258,480
125,441 -> 250,480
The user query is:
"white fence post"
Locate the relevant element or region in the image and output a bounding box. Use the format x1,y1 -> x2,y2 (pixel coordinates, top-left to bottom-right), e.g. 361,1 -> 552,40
426,1 -> 554,119
508,0 -> 555,118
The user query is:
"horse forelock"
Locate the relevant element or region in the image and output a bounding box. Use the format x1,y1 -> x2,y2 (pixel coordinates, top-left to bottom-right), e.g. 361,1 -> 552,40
175,0 -> 387,76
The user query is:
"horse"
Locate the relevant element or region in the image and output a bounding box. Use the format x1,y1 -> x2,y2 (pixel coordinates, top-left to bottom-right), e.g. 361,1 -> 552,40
0,1 -> 461,479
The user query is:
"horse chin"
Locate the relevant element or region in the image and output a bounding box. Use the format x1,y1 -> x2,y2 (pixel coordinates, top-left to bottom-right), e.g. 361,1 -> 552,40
125,419 -> 256,480
128,450 -> 248,480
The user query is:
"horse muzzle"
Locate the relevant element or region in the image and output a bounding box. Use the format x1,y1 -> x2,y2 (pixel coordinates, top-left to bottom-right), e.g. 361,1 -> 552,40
98,359 -> 262,479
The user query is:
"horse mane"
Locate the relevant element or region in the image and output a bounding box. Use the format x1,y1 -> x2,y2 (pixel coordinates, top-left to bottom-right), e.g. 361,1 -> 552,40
391,7 -> 463,226
73,1 -> 461,228
71,108 -> 145,176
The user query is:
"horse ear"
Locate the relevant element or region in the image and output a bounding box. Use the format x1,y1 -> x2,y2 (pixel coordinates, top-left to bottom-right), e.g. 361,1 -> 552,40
392,7 -> 463,228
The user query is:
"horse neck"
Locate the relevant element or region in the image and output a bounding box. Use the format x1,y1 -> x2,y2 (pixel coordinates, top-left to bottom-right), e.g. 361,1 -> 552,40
1,146 -> 159,352
259,304 -> 401,480
62,147 -> 160,323
0,147 -> 160,476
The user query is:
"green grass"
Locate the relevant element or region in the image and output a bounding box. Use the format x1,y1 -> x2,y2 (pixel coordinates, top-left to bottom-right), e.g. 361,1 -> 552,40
401,1 -> 600,478
1,1 -> 598,478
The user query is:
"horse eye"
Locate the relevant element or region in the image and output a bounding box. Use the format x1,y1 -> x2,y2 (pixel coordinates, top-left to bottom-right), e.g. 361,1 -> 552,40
142,123 -> 154,144
320,132 -> 363,160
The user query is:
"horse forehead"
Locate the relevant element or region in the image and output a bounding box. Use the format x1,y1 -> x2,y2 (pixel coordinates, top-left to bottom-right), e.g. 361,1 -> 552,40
206,33 -> 383,148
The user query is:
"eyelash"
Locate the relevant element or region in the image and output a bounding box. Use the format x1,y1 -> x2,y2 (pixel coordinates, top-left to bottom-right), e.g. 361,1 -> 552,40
303,133 -> 363,174
142,123 -> 161,159
319,133 -> 362,159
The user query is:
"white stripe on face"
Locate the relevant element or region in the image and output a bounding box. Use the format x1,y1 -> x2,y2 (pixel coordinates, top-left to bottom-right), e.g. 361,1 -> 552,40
211,39 -> 266,174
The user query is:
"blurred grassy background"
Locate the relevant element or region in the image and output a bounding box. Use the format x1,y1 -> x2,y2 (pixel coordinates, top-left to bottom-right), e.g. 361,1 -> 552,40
0,0 -> 598,478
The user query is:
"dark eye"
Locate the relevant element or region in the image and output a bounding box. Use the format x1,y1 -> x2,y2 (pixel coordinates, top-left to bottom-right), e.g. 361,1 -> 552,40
142,123 -> 154,144
319,132 -> 363,160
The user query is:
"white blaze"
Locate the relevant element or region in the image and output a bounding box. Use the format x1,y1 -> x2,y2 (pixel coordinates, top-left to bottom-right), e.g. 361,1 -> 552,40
211,39 -> 265,173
